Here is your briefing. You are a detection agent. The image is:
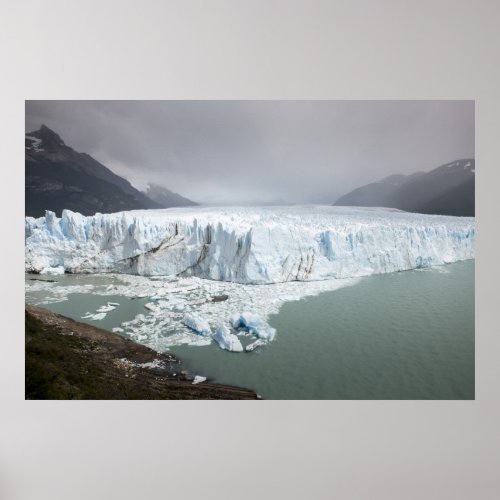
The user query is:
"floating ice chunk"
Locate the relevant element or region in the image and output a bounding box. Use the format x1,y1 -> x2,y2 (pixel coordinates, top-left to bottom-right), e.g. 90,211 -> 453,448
40,265 -> 65,275
182,313 -> 212,336
96,303 -> 118,313
213,323 -> 244,352
81,312 -> 106,321
232,312 -> 277,341
81,301 -> 119,320
245,339 -> 268,352
192,375 -> 207,385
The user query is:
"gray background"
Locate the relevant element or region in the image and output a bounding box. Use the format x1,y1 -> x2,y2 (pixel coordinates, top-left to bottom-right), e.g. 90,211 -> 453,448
1,1 -> 499,499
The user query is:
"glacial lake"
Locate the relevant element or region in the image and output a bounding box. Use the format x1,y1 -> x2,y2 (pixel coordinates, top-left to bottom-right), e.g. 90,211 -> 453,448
25,260 -> 474,400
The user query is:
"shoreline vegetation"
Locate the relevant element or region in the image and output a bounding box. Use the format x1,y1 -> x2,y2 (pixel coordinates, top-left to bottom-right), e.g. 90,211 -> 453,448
25,305 -> 259,400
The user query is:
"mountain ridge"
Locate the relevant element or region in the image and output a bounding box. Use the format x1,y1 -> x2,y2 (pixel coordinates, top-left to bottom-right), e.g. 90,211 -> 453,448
25,125 -> 196,217
143,182 -> 198,208
334,159 -> 475,216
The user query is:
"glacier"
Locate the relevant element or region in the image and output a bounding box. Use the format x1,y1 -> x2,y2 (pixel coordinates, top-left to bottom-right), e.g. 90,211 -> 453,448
25,206 -> 475,283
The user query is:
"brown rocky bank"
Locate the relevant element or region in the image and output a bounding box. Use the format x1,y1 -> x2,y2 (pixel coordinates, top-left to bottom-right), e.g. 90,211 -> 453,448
25,305 -> 259,400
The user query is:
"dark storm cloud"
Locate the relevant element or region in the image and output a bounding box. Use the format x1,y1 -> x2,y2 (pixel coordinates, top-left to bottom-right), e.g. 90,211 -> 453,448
25,100 -> 474,204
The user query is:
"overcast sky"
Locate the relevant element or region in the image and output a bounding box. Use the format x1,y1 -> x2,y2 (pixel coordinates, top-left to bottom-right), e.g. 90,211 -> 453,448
25,100 -> 474,205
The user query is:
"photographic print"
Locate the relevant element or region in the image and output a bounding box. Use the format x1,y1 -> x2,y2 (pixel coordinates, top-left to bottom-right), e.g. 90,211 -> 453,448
24,100 -> 475,400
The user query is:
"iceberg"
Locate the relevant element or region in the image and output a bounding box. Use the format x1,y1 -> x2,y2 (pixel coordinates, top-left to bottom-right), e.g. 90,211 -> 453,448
245,339 -> 268,352
232,312 -> 277,340
182,313 -> 212,336
25,206 -> 475,284
213,323 -> 244,352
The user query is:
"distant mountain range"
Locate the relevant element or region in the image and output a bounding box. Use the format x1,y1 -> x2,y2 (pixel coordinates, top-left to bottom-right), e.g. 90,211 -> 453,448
334,159 -> 475,216
143,182 -> 197,208
25,125 -> 197,217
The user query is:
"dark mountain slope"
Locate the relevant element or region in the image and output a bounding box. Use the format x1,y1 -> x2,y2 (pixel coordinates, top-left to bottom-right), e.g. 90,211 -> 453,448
418,176 -> 475,216
334,159 -> 474,216
25,125 -> 196,217
333,181 -> 402,208
143,183 -> 198,207
334,171 -> 424,208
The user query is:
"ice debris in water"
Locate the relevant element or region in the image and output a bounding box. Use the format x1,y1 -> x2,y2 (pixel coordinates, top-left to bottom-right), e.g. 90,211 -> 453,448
182,313 -> 212,336
213,323 -> 244,352
26,270 -> 360,351
96,303 -> 119,313
81,301 -> 119,320
121,314 -> 146,327
245,339 -> 268,352
82,311 -> 106,321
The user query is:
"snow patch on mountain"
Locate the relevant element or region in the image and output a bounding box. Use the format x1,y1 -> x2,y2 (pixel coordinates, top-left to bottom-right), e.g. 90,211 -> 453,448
25,135 -> 44,152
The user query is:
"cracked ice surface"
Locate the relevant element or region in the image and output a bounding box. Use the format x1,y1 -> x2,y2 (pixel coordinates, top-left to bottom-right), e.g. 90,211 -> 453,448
25,206 -> 474,284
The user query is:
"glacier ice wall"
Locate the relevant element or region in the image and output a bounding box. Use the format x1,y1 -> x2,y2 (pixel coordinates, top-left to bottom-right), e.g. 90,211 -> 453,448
25,206 -> 475,284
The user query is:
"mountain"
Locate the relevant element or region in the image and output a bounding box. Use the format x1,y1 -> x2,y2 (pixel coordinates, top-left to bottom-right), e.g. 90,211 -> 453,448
25,125 -> 196,217
334,159 -> 475,216
143,183 -> 197,208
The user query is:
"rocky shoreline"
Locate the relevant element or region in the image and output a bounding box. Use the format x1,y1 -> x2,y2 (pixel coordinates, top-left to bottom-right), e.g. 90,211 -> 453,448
25,305 -> 259,400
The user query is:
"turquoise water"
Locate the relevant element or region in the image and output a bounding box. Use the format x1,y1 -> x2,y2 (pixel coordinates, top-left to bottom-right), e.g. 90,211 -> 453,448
171,261 -> 475,399
26,260 -> 474,399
